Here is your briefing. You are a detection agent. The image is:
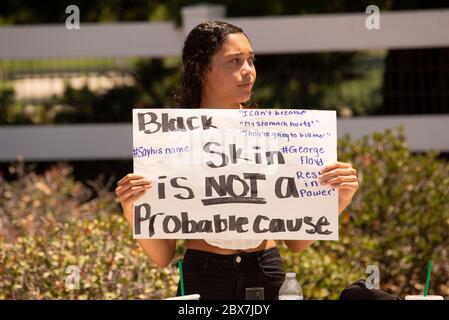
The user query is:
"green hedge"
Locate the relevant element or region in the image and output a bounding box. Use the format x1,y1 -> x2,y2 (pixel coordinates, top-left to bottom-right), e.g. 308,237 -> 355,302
284,128 -> 449,299
0,165 -> 179,299
1,129 -> 448,299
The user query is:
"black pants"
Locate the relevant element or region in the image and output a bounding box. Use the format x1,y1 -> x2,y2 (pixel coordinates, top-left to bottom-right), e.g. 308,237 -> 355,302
176,247 -> 286,300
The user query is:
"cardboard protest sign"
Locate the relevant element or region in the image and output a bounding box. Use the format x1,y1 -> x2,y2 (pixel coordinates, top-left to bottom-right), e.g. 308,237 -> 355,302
132,108 -> 337,240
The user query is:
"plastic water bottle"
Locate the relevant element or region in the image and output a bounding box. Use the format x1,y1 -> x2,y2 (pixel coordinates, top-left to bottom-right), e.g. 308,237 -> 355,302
278,272 -> 303,300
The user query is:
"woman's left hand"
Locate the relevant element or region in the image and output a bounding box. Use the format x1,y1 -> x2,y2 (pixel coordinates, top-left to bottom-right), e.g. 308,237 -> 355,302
319,161 -> 359,213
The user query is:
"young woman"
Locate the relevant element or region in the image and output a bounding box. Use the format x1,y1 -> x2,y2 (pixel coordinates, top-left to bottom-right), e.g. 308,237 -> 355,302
115,21 -> 359,300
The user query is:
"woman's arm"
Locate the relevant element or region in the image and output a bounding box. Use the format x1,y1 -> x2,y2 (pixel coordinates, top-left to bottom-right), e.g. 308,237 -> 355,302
284,161 -> 359,253
116,174 -> 177,268
133,239 -> 176,268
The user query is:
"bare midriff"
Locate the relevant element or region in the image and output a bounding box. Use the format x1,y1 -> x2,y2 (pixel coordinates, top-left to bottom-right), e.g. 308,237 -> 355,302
185,239 -> 278,255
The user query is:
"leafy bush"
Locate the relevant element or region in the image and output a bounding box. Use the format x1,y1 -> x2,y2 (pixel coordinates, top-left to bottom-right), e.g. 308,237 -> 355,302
0,84 -> 32,125
1,129 -> 448,299
0,84 -> 15,124
0,163 -> 180,299
280,128 -> 449,299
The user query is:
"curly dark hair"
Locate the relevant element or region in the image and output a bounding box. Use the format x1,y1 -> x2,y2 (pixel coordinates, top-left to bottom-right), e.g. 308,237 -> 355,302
172,20 -> 257,109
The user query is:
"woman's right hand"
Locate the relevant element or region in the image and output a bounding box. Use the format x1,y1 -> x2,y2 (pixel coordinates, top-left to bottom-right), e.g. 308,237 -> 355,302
115,173 -> 152,223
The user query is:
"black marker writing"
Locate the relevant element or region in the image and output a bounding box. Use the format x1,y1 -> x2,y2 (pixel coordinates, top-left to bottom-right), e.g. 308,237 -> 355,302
133,206 -> 333,237
157,176 -> 194,200
138,112 -> 217,134
202,173 -> 266,205
203,142 -> 285,168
